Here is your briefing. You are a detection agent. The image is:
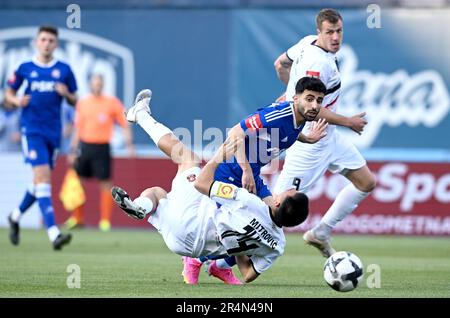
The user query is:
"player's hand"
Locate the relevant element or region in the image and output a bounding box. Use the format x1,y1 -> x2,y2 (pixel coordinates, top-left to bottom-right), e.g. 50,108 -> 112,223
348,112 -> 367,135
15,95 -> 31,108
306,118 -> 328,143
55,82 -> 69,97
275,93 -> 286,103
241,169 -> 256,194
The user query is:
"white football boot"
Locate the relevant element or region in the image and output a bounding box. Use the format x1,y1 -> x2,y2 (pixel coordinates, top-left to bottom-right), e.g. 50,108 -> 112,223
303,229 -> 336,258
125,89 -> 152,123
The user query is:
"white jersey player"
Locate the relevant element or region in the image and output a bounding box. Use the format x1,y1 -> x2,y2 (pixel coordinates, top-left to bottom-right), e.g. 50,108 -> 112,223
273,9 -> 377,257
111,89 -> 309,284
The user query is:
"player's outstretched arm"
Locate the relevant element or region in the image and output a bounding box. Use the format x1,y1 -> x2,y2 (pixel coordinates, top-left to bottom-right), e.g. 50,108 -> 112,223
194,136 -> 242,196
235,255 -> 259,283
317,107 -> 367,135
228,124 -> 256,194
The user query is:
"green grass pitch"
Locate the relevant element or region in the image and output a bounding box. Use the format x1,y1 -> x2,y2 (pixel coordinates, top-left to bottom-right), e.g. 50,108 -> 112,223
0,228 -> 449,298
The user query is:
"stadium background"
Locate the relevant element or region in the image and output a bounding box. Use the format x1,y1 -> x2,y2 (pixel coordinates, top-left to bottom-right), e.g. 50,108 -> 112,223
0,0 -> 449,236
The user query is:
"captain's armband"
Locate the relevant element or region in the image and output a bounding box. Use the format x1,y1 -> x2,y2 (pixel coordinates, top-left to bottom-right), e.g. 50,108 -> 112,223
209,181 -> 239,201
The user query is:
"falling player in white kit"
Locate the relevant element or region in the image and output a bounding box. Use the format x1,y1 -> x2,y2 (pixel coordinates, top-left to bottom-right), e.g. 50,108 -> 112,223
111,89 -> 309,283
273,9 -> 377,257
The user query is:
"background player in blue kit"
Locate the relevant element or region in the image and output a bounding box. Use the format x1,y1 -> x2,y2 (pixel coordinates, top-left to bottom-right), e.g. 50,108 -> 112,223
5,25 -> 77,250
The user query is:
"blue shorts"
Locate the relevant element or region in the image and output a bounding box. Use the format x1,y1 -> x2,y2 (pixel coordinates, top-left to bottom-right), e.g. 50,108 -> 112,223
214,163 -> 272,199
21,134 -> 59,169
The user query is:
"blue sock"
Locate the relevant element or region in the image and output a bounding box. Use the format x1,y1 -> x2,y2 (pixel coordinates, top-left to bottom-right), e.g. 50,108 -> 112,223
199,256 -> 209,263
198,254 -> 230,263
18,184 -> 36,213
35,183 -> 56,228
224,256 -> 236,267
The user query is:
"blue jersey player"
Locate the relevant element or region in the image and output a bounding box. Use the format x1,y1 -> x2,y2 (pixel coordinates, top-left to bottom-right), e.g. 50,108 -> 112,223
5,26 -> 77,250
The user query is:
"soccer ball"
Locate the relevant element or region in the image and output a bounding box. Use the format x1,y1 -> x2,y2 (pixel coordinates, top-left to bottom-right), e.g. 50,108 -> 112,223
323,251 -> 364,292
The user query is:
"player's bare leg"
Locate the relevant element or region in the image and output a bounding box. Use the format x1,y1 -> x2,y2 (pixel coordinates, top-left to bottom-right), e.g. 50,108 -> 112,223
305,164 -> 376,257
113,89 -> 200,220
126,89 -> 200,173
345,165 -> 377,193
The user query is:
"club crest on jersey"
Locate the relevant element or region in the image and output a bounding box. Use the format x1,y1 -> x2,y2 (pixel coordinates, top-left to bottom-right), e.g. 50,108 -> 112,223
245,114 -> 263,130
51,69 -> 60,79
186,174 -> 196,182
28,149 -> 37,160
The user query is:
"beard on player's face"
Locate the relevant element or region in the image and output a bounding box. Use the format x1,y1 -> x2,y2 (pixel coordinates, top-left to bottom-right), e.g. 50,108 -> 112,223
302,109 -> 319,121
298,103 -> 320,122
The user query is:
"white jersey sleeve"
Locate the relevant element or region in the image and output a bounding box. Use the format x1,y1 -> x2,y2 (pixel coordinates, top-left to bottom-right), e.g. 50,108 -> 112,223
286,35 -> 318,61
250,250 -> 281,274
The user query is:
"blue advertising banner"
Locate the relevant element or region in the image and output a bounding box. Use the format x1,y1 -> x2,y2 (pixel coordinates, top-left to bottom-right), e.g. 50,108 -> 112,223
230,9 -> 450,152
1,8 -> 449,155
0,9 -> 232,146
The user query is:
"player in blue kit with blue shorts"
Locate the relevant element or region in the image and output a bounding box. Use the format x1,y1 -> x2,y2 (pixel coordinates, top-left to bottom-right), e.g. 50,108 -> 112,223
5,26 -> 77,250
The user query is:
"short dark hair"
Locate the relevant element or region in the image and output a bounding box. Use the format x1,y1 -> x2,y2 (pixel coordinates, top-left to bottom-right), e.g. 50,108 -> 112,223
276,192 -> 309,227
38,25 -> 58,37
295,76 -> 327,95
316,8 -> 342,30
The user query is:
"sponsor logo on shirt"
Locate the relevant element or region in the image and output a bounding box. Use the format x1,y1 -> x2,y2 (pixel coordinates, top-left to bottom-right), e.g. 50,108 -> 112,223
30,81 -> 55,92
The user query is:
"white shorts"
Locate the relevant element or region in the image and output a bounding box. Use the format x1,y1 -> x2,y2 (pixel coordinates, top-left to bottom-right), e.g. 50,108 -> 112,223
273,131 -> 366,194
148,166 -> 210,256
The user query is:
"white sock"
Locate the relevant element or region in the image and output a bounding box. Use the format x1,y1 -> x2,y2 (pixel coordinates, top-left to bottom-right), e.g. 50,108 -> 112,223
313,222 -> 333,240
136,111 -> 172,146
47,225 -> 61,242
133,196 -> 154,216
10,207 -> 22,222
28,183 -> 36,195
215,259 -> 232,269
319,183 -> 370,234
